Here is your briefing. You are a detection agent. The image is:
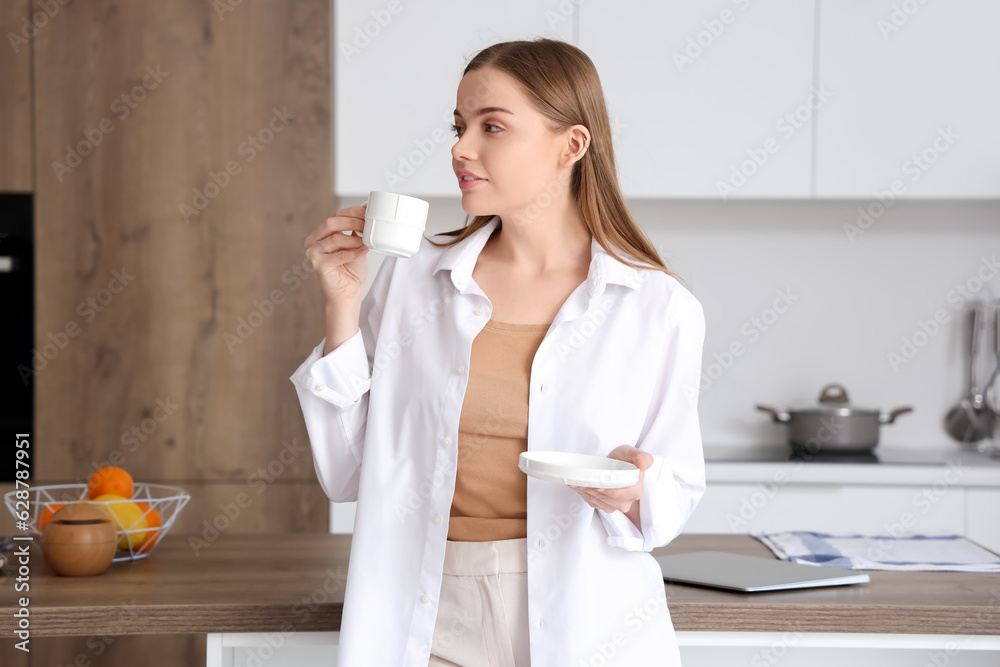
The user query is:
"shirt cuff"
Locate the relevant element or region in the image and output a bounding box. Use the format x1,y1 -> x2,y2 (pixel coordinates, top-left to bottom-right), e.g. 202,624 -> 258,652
289,329 -> 371,409
596,453 -> 674,552
597,506 -> 645,550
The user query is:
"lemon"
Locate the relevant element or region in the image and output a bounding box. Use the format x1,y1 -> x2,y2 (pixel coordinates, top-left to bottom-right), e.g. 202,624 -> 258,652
92,494 -> 148,549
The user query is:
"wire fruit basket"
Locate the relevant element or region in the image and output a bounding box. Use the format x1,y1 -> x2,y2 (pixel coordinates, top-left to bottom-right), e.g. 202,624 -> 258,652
4,483 -> 190,563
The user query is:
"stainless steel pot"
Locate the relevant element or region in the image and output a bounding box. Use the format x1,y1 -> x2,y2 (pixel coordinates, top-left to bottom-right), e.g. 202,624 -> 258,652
755,383 -> 913,453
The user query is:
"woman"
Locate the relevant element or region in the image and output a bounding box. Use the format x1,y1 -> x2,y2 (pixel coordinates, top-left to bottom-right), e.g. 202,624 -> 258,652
291,38 -> 706,667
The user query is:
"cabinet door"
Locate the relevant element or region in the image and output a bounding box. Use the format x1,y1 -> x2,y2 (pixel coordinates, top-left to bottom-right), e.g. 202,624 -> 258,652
333,2 -> 573,198
815,0 -> 1000,197
684,483 -> 965,536
579,0 -> 815,198
966,489 -> 1000,554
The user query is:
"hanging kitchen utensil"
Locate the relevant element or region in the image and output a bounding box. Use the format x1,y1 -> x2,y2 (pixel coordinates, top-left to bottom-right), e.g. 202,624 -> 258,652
944,303 -> 994,444
981,305 -> 1000,409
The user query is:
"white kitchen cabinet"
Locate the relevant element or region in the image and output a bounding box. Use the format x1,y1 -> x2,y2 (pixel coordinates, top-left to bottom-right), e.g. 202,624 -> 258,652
966,488 -> 1000,554
334,1 -> 1000,200
814,0 -> 1000,198
332,0 -> 573,198
578,0 -> 816,198
684,482 -> 967,536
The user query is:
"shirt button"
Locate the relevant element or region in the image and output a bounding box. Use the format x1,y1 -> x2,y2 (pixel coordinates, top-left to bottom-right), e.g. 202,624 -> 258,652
475,307 -> 485,316
441,437 -> 452,447
607,536 -> 614,545
457,365 -> 465,375
433,515 -> 443,525
315,383 -> 326,392
422,593 -> 432,604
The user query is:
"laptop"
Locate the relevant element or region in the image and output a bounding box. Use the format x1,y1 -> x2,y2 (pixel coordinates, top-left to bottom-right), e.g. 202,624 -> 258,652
654,550 -> 870,592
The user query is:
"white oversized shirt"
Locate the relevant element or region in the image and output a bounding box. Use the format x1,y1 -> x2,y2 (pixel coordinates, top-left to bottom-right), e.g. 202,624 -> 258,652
289,215 -> 706,666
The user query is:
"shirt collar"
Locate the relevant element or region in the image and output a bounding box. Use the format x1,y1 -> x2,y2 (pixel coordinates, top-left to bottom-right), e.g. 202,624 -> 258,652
431,215 -> 644,297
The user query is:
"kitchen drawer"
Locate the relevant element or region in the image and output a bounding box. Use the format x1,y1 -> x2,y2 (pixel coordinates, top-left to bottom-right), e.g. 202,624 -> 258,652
684,483 -> 965,536
966,489 -> 1000,554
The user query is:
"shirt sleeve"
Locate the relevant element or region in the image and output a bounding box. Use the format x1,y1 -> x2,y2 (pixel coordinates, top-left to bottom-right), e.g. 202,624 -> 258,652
598,299 -> 707,552
288,255 -> 397,503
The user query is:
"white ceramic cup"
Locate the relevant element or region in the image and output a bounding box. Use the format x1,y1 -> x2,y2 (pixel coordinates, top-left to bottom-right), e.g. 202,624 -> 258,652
362,191 -> 429,258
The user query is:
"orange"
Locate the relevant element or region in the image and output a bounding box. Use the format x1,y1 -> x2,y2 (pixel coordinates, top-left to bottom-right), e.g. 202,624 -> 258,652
36,502 -> 67,532
92,494 -> 148,549
135,501 -> 163,553
87,466 -> 134,500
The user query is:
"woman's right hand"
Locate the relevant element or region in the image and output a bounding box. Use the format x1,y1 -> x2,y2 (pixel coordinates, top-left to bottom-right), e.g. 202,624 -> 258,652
304,204 -> 371,307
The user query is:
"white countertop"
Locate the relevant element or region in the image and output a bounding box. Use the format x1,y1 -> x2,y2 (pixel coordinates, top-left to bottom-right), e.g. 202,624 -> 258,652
704,444 -> 1000,487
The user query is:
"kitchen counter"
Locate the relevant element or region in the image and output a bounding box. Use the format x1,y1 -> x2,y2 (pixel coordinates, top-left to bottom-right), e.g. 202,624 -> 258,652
4,531 -> 999,637
705,444 -> 1000,487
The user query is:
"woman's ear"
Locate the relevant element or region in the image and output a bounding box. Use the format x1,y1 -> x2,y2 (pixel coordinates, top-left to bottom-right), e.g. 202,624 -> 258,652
559,124 -> 590,167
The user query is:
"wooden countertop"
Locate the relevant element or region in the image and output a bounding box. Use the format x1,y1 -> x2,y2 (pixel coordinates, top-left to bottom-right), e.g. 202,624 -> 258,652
3,532 -> 999,637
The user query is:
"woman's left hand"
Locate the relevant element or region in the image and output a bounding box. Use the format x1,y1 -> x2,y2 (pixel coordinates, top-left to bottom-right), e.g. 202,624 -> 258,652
568,445 -> 653,514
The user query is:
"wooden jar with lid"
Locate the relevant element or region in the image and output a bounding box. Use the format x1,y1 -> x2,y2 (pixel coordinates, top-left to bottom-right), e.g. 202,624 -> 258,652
40,503 -> 118,576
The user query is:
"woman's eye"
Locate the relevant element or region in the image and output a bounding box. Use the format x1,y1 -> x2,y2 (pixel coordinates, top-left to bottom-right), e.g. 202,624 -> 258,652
449,122 -> 502,137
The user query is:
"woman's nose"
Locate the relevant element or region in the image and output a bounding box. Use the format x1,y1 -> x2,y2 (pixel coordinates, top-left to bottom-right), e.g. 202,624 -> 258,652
451,132 -> 475,162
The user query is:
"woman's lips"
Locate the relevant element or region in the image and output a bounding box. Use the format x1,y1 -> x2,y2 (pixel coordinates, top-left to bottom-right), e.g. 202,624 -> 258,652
458,177 -> 486,190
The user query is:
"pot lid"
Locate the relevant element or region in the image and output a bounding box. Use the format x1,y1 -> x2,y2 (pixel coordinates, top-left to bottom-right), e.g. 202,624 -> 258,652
788,383 -> 878,414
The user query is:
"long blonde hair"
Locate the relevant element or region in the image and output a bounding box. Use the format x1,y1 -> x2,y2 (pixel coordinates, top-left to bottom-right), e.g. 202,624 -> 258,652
427,37 -> 685,287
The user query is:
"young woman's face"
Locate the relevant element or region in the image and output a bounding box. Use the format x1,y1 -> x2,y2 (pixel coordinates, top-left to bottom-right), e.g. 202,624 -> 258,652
451,66 -> 574,218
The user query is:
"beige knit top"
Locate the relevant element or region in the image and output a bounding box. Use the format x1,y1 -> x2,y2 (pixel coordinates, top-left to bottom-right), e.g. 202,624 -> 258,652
448,318 -> 551,542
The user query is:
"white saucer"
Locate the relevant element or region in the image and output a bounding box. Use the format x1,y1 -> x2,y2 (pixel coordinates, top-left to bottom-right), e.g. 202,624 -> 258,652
518,451 -> 640,489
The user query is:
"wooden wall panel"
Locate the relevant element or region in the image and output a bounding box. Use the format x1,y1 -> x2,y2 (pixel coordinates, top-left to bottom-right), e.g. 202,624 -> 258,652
0,0 -> 33,190
5,1 -> 335,659
31,0 -> 332,498
13,0 -> 334,663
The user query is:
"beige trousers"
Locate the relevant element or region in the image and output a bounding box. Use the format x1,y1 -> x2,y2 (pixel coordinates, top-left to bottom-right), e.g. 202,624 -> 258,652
428,537 -> 530,667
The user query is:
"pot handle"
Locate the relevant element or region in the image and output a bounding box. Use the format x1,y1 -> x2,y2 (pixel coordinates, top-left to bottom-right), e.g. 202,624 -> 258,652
879,406 -> 914,424
818,383 -> 850,404
756,405 -> 791,423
